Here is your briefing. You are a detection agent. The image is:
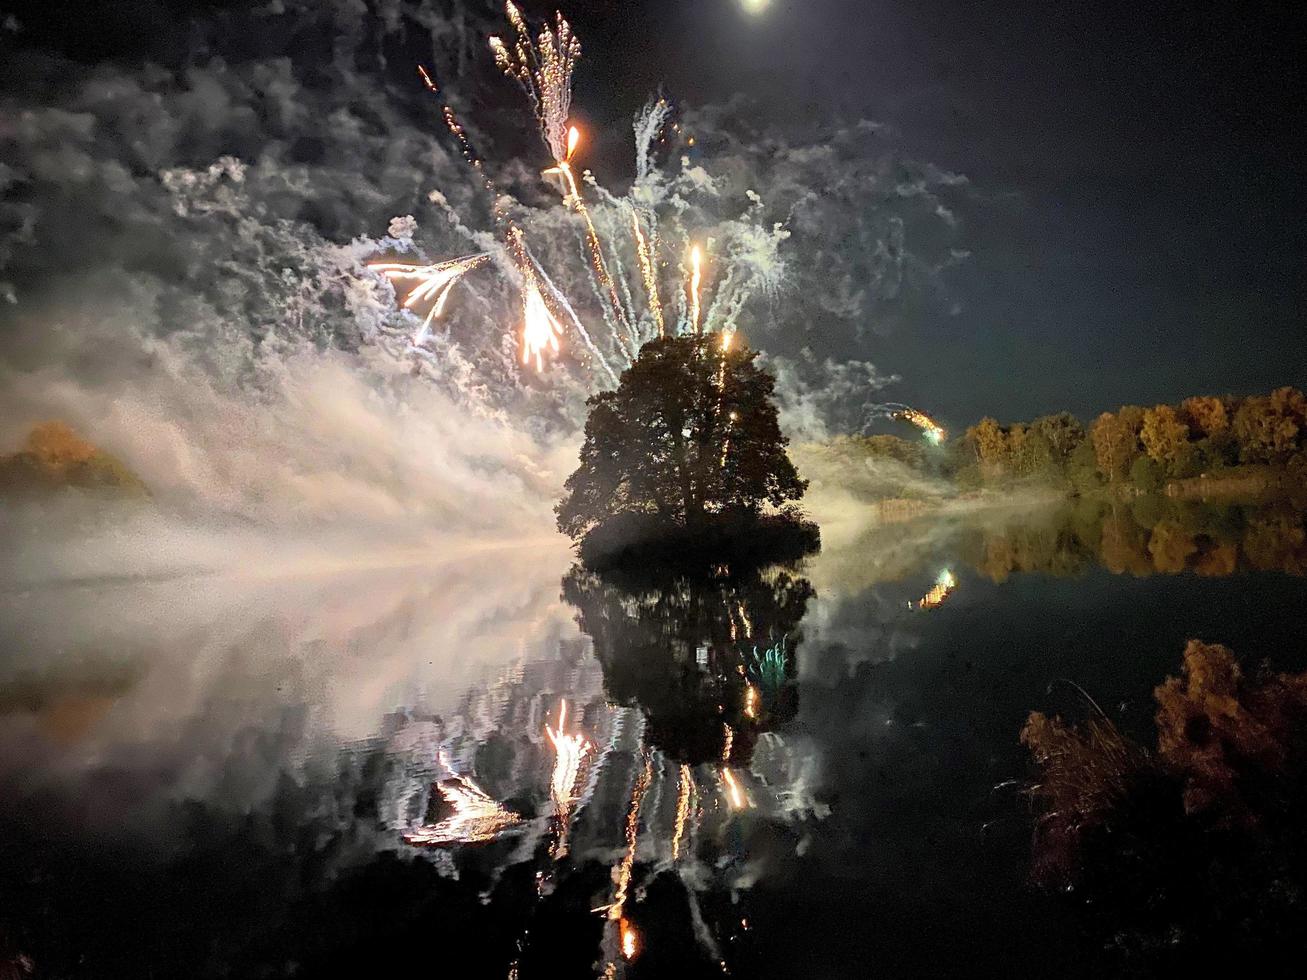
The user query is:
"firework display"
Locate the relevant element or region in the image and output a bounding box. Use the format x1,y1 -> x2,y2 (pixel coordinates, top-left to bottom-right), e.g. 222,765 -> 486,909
370,3 -> 786,382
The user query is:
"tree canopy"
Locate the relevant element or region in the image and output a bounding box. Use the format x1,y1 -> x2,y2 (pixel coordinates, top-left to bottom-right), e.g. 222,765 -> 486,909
556,335 -> 807,543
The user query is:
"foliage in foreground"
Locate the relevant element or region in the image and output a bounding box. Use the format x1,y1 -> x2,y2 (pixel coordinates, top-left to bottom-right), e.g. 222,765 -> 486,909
1022,640 -> 1307,966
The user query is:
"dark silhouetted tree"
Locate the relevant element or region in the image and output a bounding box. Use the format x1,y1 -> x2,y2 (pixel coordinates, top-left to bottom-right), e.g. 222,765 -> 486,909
556,336 -> 806,541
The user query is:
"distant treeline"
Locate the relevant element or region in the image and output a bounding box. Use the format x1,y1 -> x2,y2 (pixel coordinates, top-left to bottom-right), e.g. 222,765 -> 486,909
845,386 -> 1307,494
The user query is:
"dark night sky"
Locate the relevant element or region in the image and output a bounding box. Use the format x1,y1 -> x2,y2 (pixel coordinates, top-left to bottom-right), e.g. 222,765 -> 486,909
2,0 -> 1304,428
564,0 -> 1307,425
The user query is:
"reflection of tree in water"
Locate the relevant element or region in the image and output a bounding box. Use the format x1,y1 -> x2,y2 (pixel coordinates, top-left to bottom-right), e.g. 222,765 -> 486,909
960,498 -> 1307,582
562,562 -> 814,765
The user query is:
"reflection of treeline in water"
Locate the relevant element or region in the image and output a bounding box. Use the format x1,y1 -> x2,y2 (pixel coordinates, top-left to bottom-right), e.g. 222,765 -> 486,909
957,498 -> 1307,581
1021,640 -> 1307,970
834,386 -> 1307,499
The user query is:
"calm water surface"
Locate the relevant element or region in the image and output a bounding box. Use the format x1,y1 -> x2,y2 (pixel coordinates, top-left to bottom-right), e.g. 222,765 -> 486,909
2,500 -> 1306,977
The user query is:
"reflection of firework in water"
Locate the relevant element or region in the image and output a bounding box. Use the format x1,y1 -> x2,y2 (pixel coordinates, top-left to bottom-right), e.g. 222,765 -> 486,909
404,774 -> 522,846
720,766 -> 750,810
620,918 -> 639,960
545,698 -> 592,807
747,636 -> 789,697
915,568 -> 957,609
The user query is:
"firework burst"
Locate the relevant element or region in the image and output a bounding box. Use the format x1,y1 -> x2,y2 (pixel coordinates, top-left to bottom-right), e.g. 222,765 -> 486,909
369,253 -> 489,345
490,1 -> 581,163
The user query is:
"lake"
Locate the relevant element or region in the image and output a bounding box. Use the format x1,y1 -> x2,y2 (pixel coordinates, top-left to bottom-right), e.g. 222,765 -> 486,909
2,497 -> 1306,977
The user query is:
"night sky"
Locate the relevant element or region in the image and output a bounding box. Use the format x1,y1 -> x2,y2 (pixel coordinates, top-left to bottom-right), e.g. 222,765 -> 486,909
1,0 -> 1304,429
565,0 -> 1307,425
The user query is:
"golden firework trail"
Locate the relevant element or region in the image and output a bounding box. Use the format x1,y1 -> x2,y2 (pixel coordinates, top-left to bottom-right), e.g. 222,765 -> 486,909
894,406 -> 947,445
670,763 -> 693,861
370,254 -> 489,345
743,683 -> 759,720
630,208 -> 664,336
542,129 -> 632,339
687,243 -> 704,333
417,65 -> 497,202
490,2 -> 581,163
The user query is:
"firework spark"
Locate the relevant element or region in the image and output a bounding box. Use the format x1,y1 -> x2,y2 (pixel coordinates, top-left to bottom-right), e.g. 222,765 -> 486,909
521,278 -> 564,370
370,254 -> 489,345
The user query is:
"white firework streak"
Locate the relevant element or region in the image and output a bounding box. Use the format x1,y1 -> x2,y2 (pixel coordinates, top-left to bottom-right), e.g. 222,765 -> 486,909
633,97 -> 673,187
